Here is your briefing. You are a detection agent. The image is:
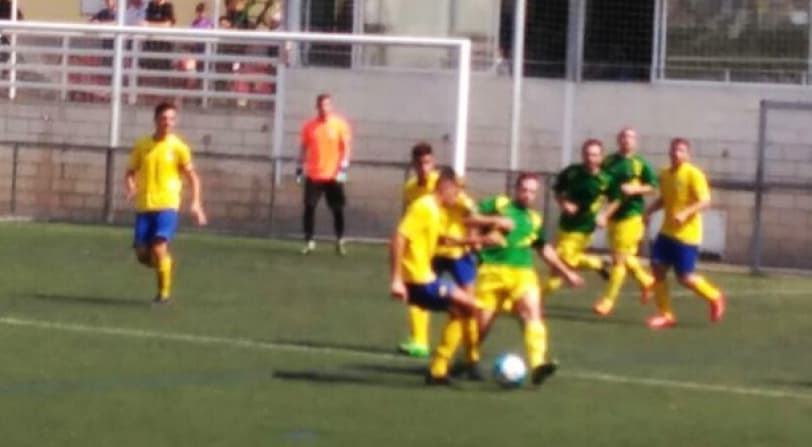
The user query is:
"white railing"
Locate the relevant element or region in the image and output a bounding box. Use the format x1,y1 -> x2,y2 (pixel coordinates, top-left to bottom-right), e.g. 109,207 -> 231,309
0,20 -> 472,176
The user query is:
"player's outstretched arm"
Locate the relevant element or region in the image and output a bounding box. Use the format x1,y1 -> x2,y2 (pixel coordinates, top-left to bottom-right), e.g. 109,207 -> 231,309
389,232 -> 408,302
182,165 -> 208,226
124,169 -> 137,202
464,215 -> 515,232
538,243 -> 584,287
674,197 -> 711,225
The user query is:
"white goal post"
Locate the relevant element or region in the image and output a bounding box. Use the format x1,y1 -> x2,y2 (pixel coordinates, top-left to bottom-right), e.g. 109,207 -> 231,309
0,19 -> 473,175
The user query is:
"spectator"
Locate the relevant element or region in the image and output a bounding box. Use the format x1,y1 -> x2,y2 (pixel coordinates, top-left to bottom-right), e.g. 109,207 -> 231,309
91,0 -> 117,23
142,0 -> 176,74
179,3 -> 214,90
125,0 -> 146,26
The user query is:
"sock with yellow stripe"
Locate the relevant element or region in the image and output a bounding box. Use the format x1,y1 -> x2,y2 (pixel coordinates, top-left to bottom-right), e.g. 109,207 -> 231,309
625,255 -> 654,288
689,275 -> 722,303
156,255 -> 173,300
462,317 -> 480,364
602,263 -> 628,304
653,280 -> 674,318
409,305 -> 431,348
429,316 -> 463,378
524,320 -> 548,369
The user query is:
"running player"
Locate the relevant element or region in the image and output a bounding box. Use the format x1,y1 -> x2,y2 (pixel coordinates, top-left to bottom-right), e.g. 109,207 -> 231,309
125,102 -> 207,303
438,173 -> 583,386
389,167 -> 483,385
544,139 -> 612,294
644,138 -> 726,329
594,127 -> 657,316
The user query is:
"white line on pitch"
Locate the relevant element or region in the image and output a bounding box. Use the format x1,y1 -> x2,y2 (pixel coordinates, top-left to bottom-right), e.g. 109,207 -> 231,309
0,315 -> 810,402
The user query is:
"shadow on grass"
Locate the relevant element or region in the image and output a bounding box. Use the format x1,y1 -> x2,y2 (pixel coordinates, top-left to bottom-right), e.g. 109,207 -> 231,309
762,378 -> 812,389
544,304 -> 641,327
272,369 -> 426,390
347,363 -> 427,377
28,293 -> 149,308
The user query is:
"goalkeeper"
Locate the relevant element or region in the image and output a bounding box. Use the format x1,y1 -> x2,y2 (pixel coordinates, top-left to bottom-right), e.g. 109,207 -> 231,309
298,93 -> 352,255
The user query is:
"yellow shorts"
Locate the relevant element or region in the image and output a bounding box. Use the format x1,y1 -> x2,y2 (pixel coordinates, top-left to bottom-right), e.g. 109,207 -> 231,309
556,231 -> 594,268
608,215 -> 645,255
475,264 -> 540,312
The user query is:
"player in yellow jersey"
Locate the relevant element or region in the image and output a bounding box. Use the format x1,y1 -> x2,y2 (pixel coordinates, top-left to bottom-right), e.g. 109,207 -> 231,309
434,174 -> 584,386
594,127 -> 657,316
398,143 -> 440,358
125,102 -> 207,303
644,138 -> 726,329
390,167 -> 485,385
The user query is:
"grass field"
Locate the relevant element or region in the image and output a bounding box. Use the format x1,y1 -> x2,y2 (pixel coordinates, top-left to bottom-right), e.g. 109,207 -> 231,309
0,222 -> 810,446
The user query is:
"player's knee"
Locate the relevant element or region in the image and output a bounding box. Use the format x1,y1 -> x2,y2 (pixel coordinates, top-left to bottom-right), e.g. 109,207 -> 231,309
677,273 -> 697,288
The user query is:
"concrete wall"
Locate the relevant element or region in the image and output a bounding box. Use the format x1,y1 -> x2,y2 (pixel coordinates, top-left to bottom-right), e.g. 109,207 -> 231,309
3,69 -> 812,267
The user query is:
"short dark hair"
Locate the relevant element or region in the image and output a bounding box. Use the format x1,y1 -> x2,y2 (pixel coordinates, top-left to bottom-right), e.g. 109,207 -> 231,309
196,2 -> 206,13
581,138 -> 604,153
515,172 -> 540,188
671,137 -> 690,150
154,101 -> 176,120
436,166 -> 458,185
316,93 -> 331,107
411,142 -> 433,162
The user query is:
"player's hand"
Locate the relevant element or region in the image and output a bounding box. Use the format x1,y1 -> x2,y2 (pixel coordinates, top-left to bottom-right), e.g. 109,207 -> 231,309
295,164 -> 304,185
390,279 -> 408,302
493,217 -> 515,232
562,201 -> 579,215
564,271 -> 585,288
481,230 -> 506,247
621,183 -> 639,196
673,211 -> 689,225
336,169 -> 348,184
190,202 -> 208,226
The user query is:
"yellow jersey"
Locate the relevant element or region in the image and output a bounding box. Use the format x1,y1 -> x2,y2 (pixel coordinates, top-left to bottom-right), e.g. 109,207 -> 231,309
659,162 -> 710,245
435,192 -> 476,259
127,134 -> 193,212
398,194 -> 443,284
403,171 -> 439,208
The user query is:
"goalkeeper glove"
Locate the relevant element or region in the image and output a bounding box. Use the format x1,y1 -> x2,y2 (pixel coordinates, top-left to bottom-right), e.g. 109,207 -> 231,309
336,160 -> 349,183
295,163 -> 304,184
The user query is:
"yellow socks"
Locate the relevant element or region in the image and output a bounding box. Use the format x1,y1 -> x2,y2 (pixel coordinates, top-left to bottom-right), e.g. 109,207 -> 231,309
602,264 -> 627,305
524,320 -> 548,369
429,317 -> 463,378
409,305 -> 431,348
156,255 -> 173,300
462,317 -> 480,364
625,255 -> 654,288
653,281 -> 673,318
690,275 -> 722,302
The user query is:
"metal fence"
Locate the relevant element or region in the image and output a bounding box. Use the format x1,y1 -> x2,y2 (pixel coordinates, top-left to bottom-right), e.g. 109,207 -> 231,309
5,139 -> 812,272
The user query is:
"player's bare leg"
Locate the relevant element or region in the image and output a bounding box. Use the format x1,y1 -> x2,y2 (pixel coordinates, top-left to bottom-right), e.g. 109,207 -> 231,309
427,298 -> 475,385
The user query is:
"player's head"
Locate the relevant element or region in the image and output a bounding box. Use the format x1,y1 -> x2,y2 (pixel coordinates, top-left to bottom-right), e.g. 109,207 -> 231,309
670,137 -> 691,167
581,138 -> 604,170
316,93 -> 333,118
411,142 -> 435,180
105,0 -> 115,8
434,166 -> 461,207
153,102 -> 177,136
617,127 -> 638,155
513,172 -> 540,208
195,2 -> 206,15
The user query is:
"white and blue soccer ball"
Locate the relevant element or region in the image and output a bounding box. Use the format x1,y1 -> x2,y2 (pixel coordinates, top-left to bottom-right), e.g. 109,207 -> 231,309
493,353 -> 528,388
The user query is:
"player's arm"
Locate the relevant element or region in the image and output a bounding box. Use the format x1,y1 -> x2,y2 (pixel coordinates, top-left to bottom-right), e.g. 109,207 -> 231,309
554,168 -> 578,215
389,230 -> 409,302
336,120 -> 352,182
622,159 -> 659,196
297,123 -> 308,180
124,145 -> 140,201
644,197 -> 664,225
533,231 -> 583,287
181,163 -> 208,226
674,171 -> 711,225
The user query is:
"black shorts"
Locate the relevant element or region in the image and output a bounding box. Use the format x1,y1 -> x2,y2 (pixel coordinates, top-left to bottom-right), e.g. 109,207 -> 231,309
304,179 -> 346,209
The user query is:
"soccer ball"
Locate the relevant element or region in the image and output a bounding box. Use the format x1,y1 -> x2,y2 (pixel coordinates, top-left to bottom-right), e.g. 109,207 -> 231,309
493,353 -> 528,388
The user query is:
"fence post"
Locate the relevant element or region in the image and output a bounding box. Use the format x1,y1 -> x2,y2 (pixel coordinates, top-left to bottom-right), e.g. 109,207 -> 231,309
750,100 -> 768,274
103,146 -> 116,223
60,36 -> 70,101
268,157 -> 276,237
10,143 -> 19,214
